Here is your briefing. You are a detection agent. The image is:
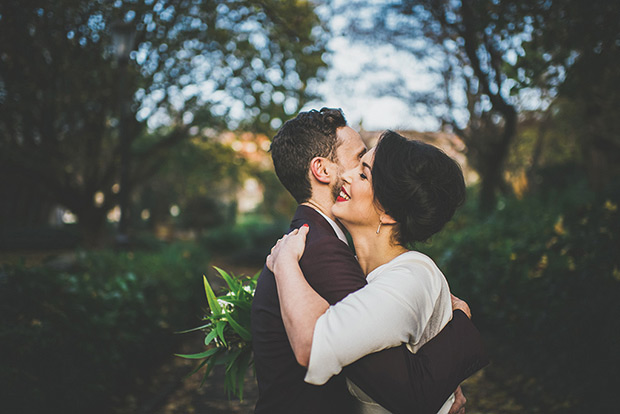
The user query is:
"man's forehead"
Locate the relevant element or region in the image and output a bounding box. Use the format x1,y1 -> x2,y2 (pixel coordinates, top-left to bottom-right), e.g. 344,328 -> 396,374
336,126 -> 366,150
361,147 -> 375,165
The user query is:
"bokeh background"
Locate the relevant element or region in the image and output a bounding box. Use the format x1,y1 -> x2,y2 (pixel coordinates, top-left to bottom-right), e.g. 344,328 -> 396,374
1,1 -> 618,413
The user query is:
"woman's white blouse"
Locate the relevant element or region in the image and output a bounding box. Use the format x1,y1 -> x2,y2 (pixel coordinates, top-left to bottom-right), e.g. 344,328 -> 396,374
305,251 -> 453,385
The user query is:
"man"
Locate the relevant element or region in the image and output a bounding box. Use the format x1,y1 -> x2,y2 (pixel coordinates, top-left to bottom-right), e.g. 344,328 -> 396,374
251,108 -> 487,414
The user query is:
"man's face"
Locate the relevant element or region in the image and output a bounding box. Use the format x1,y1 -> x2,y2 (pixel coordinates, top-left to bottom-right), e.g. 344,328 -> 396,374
330,126 -> 367,203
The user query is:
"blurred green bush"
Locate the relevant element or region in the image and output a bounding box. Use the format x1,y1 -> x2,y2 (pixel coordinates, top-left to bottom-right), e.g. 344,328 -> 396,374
201,215 -> 289,266
0,243 -> 208,413
419,174 -> 620,412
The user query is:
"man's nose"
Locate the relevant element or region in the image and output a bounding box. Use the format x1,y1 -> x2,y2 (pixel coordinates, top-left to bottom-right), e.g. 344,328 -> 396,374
341,168 -> 354,183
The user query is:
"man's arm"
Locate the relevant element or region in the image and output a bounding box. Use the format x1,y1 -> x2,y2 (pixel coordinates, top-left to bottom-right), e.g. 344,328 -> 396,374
343,310 -> 488,414
302,238 -> 488,414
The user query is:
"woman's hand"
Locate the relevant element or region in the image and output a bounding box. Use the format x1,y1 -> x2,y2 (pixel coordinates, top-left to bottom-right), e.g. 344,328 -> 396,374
266,224 -> 309,273
265,223 -> 321,367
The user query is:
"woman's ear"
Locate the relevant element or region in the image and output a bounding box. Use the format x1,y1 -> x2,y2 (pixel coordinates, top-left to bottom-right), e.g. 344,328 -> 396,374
379,213 -> 398,225
309,157 -> 332,184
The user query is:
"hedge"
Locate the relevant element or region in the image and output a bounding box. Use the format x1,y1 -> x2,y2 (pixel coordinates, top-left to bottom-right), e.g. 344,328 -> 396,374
419,178 -> 620,412
0,243 -> 207,413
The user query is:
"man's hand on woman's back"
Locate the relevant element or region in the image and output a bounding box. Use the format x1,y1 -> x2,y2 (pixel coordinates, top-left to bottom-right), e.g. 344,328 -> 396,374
448,385 -> 466,414
450,294 -> 471,319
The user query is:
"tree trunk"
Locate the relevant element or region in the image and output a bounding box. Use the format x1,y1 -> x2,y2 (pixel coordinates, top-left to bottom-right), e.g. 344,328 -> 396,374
526,112 -> 551,190
74,204 -> 109,248
0,171 -> 55,230
478,109 -> 518,212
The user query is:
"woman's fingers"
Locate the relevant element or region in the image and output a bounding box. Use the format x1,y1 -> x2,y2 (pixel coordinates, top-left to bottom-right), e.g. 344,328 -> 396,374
266,224 -> 310,272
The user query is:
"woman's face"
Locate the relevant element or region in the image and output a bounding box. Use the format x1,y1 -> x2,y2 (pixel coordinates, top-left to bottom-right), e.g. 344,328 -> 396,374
332,147 -> 383,230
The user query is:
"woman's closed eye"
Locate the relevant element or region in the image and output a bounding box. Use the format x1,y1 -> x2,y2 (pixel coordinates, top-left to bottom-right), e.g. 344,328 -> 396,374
359,172 -> 368,180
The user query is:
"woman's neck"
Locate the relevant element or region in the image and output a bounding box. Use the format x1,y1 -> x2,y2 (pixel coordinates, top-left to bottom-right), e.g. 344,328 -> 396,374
349,226 -> 408,275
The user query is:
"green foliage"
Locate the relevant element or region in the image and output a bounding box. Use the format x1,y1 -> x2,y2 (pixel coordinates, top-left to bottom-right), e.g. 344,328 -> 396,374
177,267 -> 257,400
253,168 -> 298,219
137,138 -> 246,231
419,178 -> 620,411
0,243 -> 207,413
0,0 -> 328,242
202,215 -> 290,266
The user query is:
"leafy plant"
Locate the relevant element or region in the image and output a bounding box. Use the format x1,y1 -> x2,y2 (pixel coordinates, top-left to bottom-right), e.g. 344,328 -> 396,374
177,267 -> 257,400
0,243 -> 207,413
418,179 -> 620,412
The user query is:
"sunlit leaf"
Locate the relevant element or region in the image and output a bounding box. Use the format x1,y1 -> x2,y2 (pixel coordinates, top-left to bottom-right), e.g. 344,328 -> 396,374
180,267 -> 257,400
214,266 -> 240,293
203,275 -> 222,316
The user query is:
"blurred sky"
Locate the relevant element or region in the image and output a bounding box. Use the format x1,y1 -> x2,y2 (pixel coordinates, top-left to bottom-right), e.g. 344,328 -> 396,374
301,5 -> 442,133
303,37 -> 439,132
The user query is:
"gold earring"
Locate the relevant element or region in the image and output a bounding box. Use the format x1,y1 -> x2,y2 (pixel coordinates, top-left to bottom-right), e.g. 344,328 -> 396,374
376,222 -> 382,234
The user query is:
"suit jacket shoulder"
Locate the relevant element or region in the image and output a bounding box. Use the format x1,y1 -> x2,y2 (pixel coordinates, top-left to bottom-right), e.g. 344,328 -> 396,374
290,206 -> 367,304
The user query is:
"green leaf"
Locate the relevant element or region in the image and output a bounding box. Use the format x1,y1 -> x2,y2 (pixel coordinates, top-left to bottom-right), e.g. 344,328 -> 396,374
224,348 -> 243,397
186,358 -> 209,378
235,349 -> 253,400
175,347 -> 219,359
214,266 -> 240,294
204,328 -> 218,346
203,275 -> 222,316
221,298 -> 252,310
201,350 -> 223,386
175,322 -> 211,334
178,267 -> 257,400
215,320 -> 227,346
225,311 -> 252,341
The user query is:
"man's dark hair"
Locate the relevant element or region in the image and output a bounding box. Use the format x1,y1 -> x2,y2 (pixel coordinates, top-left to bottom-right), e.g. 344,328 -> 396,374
270,107 -> 347,203
372,130 -> 466,246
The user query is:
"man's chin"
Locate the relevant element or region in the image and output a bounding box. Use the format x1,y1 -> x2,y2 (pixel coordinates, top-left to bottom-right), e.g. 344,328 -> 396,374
330,181 -> 343,204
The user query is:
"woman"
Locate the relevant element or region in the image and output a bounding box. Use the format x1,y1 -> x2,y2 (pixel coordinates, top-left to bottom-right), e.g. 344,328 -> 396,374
267,131 -> 468,414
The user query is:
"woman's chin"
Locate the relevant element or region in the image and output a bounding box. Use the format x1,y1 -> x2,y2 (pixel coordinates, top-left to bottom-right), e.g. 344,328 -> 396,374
332,203 -> 345,220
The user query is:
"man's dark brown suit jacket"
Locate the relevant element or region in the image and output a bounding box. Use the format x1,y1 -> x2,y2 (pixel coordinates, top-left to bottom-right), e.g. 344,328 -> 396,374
251,206 -> 488,414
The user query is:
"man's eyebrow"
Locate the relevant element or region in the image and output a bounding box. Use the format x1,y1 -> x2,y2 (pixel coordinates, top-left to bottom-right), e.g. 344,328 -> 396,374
357,148 -> 367,159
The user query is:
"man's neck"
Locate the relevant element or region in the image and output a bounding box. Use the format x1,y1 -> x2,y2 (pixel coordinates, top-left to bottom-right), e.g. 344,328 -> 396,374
301,198 -> 336,221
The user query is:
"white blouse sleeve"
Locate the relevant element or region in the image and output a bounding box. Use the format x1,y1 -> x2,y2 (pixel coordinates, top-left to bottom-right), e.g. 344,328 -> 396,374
304,259 -> 443,385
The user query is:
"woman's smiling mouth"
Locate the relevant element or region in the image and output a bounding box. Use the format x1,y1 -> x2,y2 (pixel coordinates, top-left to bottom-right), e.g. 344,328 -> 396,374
337,186 -> 350,202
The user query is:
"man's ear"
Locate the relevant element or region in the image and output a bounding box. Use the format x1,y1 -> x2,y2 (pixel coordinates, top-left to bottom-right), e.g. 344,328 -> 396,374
309,157 -> 333,184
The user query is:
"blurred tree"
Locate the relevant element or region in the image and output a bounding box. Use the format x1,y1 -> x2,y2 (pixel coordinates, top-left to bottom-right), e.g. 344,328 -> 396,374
344,0 -> 527,211
513,0 -> 620,190
253,168 -> 297,220
343,0 -> 620,208
0,0 -> 327,246
137,135 -> 247,235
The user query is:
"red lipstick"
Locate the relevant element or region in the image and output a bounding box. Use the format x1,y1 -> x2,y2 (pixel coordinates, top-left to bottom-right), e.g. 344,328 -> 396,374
336,186 -> 350,202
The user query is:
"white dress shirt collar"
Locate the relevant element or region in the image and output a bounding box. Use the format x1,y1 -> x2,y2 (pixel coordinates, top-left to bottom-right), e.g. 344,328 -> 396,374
312,208 -> 349,246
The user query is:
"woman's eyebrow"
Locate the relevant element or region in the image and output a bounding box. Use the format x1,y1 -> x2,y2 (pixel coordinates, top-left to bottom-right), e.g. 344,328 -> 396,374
362,161 -> 372,171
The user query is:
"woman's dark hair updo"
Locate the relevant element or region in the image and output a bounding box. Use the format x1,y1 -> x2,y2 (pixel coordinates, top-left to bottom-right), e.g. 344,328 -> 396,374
372,130 -> 466,246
